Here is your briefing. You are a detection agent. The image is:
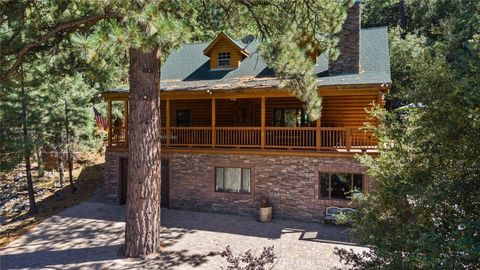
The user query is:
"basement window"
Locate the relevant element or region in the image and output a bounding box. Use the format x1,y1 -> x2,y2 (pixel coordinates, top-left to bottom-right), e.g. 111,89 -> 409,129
215,167 -> 251,193
217,52 -> 231,67
319,172 -> 363,200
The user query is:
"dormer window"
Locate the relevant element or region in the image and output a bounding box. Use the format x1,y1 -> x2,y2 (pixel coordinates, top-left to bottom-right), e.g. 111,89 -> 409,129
218,52 -> 231,68
203,33 -> 249,70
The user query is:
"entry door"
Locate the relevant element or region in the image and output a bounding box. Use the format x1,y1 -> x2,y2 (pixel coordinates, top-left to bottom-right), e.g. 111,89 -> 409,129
161,159 -> 170,208
119,158 -> 128,205
234,103 -> 254,126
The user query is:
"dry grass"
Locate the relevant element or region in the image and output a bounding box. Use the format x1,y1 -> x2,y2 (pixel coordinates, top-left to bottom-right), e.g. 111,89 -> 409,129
0,153 -> 105,248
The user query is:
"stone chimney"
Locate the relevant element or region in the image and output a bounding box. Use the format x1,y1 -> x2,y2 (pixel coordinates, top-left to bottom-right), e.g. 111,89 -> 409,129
329,1 -> 361,75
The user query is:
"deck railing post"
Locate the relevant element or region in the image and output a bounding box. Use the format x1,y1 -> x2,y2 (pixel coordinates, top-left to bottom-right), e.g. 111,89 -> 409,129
212,97 -> 216,148
261,96 -> 266,149
166,98 -> 171,146
124,99 -> 128,146
316,118 -> 321,150
107,99 -> 112,147
346,128 -> 352,151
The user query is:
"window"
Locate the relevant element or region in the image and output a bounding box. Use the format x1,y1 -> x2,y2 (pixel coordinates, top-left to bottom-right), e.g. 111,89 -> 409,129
217,52 -> 231,67
319,172 -> 363,199
176,109 -> 191,127
273,108 -> 309,127
215,167 -> 251,193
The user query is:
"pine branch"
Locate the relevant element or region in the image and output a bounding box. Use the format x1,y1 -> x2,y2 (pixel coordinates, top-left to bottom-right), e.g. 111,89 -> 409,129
0,12 -> 123,83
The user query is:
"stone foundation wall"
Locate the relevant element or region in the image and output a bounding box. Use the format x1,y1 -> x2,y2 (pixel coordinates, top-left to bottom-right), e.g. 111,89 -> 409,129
168,153 -> 370,222
104,150 -> 128,204
103,150 -> 371,222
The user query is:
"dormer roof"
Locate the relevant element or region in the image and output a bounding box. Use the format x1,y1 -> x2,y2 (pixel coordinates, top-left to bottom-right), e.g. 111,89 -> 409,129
203,32 -> 249,58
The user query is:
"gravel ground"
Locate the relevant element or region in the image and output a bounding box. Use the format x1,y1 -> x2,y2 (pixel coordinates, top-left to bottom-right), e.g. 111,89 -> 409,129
0,202 -> 366,270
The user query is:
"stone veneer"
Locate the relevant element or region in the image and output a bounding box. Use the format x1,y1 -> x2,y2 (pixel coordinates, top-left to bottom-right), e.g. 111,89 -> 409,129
329,1 -> 361,75
104,150 -> 128,204
104,150 -> 372,222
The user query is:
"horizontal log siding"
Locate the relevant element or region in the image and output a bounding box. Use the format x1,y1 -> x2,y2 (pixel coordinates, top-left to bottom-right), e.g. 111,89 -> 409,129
322,95 -> 377,127
159,95 -> 377,128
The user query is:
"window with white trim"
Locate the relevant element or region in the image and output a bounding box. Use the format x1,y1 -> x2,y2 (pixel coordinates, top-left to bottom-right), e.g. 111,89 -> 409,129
217,52 -> 231,67
319,172 -> 363,199
215,167 -> 251,193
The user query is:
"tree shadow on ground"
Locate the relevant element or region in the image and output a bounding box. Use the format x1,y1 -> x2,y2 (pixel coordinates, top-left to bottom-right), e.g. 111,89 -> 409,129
1,202 -> 215,269
0,163 -> 104,248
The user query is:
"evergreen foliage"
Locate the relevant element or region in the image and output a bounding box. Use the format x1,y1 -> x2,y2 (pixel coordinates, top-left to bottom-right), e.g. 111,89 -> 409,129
336,2 -> 480,269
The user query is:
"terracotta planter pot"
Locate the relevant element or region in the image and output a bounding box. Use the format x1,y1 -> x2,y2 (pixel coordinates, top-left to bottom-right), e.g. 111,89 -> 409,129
259,206 -> 272,223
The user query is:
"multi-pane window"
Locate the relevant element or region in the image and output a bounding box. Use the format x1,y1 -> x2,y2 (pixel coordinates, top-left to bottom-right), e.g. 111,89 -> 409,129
319,172 -> 363,199
176,109 -> 191,127
215,167 -> 251,193
217,52 -> 231,67
273,108 -> 309,127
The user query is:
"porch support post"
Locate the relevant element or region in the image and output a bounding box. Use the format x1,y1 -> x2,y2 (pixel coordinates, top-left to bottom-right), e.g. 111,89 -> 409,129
346,128 -> 352,151
124,99 -> 129,146
166,98 -> 170,146
212,97 -> 216,148
316,117 -> 321,150
261,96 -> 266,149
107,99 -> 112,147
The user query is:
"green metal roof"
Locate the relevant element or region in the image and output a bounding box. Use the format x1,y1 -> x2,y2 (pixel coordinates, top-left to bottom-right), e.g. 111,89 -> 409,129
108,27 -> 390,93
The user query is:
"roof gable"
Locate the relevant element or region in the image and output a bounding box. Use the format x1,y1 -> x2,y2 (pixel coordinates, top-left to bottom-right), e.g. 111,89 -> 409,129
203,32 -> 249,58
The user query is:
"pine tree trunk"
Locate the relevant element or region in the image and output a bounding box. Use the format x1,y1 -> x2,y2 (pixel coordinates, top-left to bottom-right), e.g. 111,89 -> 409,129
36,146 -> 45,177
64,100 -> 75,193
125,46 -> 162,258
56,145 -> 64,187
20,66 -> 38,214
399,0 -> 408,39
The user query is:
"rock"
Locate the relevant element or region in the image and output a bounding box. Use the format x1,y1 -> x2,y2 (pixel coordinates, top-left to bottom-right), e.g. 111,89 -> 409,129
0,216 -> 6,225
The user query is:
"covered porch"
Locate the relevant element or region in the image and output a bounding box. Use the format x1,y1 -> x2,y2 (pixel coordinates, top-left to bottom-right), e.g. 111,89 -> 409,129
104,90 -> 378,153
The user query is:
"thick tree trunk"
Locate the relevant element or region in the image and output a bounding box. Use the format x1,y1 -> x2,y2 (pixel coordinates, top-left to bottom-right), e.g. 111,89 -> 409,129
20,66 -> 38,214
125,46 -> 162,258
56,145 -> 64,187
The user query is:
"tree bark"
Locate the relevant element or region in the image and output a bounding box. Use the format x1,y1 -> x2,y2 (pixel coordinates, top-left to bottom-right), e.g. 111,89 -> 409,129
20,65 -> 38,214
36,146 -> 45,177
125,46 -> 162,258
399,0 -> 408,39
56,145 -> 64,187
64,99 -> 75,193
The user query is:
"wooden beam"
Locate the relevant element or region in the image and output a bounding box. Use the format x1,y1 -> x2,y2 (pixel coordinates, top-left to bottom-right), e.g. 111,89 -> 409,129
160,147 -> 378,158
102,84 -> 387,101
107,99 -> 112,147
166,98 -> 171,146
261,96 -> 266,149
212,97 -> 216,147
124,99 -> 128,146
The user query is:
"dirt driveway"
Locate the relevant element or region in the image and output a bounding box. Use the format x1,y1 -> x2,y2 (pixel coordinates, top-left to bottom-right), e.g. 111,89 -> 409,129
0,202 -> 366,269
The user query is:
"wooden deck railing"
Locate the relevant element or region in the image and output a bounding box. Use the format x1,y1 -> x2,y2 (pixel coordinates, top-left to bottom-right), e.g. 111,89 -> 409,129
111,126 -> 376,151
110,126 -> 127,147
216,127 -> 262,147
170,127 -> 212,146
265,127 -> 317,149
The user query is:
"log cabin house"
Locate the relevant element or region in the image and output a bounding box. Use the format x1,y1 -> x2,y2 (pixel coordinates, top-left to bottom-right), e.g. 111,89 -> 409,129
102,2 -> 391,222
